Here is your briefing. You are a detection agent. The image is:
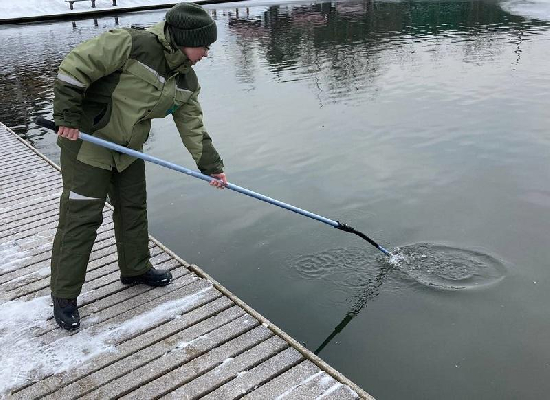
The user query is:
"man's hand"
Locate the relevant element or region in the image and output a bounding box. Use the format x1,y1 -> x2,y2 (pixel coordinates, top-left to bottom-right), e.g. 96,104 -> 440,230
58,126 -> 80,140
210,173 -> 227,189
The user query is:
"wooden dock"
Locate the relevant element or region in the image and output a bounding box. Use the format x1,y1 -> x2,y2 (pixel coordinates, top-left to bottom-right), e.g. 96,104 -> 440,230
0,122 -> 373,399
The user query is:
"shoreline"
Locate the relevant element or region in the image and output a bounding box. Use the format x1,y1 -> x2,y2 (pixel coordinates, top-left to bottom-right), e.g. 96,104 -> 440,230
0,0 -> 243,25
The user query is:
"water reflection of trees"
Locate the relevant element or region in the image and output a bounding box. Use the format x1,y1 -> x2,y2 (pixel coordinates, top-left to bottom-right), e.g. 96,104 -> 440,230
1,1 -> 548,138
314,261 -> 392,355
0,40 -> 60,141
226,0 -> 549,102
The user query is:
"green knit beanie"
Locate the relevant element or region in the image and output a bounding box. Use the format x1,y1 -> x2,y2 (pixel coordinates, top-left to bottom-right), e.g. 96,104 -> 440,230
165,3 -> 217,48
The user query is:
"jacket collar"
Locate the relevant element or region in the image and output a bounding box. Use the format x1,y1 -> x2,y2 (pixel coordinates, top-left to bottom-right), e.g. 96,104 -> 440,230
147,21 -> 192,74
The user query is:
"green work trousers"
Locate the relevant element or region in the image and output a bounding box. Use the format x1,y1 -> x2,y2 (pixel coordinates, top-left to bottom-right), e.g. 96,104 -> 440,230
50,141 -> 151,298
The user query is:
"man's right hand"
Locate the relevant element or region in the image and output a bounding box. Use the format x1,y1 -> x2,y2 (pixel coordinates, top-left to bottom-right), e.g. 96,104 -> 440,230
58,126 -> 80,140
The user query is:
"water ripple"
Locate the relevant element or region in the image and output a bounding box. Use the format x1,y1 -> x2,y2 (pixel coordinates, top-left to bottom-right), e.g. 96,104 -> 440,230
388,243 -> 507,290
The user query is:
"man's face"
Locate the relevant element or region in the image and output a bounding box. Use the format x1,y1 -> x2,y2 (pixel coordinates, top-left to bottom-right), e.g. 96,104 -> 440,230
181,46 -> 209,65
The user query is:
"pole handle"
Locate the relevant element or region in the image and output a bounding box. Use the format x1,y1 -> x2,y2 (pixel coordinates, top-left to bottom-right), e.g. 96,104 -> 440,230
35,118 -> 391,256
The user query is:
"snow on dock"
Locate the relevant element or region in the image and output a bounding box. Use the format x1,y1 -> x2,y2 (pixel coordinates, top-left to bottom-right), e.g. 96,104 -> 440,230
0,122 -> 372,399
0,0 -> 181,23
0,0 -> 289,24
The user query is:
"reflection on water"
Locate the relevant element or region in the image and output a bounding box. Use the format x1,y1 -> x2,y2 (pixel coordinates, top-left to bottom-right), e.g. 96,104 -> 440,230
294,241 -> 506,354
1,1 -> 548,143
291,246 -> 395,354
1,1 -> 550,399
225,1 -> 548,105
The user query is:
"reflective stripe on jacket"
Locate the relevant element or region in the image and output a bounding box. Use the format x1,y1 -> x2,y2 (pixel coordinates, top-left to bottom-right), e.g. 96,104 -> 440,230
53,21 -> 224,174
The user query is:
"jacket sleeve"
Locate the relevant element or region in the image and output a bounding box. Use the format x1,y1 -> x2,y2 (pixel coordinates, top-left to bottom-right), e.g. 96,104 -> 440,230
53,29 -> 132,129
173,88 -> 224,175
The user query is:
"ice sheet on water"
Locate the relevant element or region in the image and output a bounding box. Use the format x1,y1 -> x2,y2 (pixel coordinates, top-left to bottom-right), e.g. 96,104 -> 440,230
0,286 -> 212,396
501,0 -> 550,21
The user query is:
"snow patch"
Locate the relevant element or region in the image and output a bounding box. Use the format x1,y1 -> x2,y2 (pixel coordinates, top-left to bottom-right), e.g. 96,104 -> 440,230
0,286 -> 212,396
318,373 -> 335,386
0,0 -> 307,20
501,0 -> 550,21
107,286 -> 213,337
4,266 -> 50,286
0,241 -> 31,273
0,0 -> 180,20
215,357 -> 234,371
275,371 -> 325,399
316,382 -> 342,399
177,333 -> 209,349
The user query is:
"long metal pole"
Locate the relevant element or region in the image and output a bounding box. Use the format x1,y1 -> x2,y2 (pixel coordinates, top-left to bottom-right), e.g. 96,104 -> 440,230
36,118 -> 392,256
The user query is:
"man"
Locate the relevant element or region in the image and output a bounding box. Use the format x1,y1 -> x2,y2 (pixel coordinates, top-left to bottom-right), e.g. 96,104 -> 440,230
51,3 -> 226,330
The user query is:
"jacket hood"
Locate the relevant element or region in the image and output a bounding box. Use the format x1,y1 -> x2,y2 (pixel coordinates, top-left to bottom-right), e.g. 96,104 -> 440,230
147,21 -> 192,73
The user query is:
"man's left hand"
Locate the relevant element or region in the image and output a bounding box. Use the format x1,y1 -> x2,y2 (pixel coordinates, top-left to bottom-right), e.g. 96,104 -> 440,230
210,173 -> 227,189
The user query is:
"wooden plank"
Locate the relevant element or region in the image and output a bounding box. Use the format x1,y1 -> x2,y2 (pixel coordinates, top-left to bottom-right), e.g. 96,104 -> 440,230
0,180 -> 62,199
35,264 -> 197,340
0,170 -> 59,187
0,156 -> 51,171
242,360 -> 321,399
316,383 -> 361,399
0,216 -> 59,242
0,176 -> 62,198
9,296 -> 233,399
1,234 -> 116,279
201,347 -> 305,399
0,164 -> 56,179
273,371 -> 345,399
0,186 -> 62,206
165,336 -> 288,399
0,192 -> 58,213
79,269 -> 197,321
0,203 -> 59,230
0,123 -> 372,400
0,229 -> 120,285
111,323 -> 270,400
2,236 -> 160,295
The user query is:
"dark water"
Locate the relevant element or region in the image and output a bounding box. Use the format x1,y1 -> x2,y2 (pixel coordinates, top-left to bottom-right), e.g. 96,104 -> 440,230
1,1 -> 550,398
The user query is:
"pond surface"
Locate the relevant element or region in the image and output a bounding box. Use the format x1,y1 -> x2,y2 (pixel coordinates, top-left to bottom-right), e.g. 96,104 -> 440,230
1,0 -> 550,398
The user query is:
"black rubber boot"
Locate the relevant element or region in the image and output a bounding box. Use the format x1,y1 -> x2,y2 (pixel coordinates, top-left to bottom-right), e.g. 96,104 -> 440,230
52,296 -> 80,331
120,267 -> 172,287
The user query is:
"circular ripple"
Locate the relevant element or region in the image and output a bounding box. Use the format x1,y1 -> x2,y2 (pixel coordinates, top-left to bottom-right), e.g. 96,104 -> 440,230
290,247 -> 371,279
388,243 -> 507,290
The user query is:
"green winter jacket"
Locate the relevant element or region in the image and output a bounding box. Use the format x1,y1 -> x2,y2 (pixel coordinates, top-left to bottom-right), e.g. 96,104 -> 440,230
53,21 -> 224,174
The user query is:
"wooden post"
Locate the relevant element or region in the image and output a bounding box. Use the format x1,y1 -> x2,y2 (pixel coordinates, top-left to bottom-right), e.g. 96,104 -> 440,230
91,0 -> 96,8
69,1 -> 74,10
113,0 -> 117,6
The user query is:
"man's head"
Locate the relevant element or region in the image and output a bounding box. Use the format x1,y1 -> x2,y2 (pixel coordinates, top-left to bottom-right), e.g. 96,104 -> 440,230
165,3 -> 217,64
